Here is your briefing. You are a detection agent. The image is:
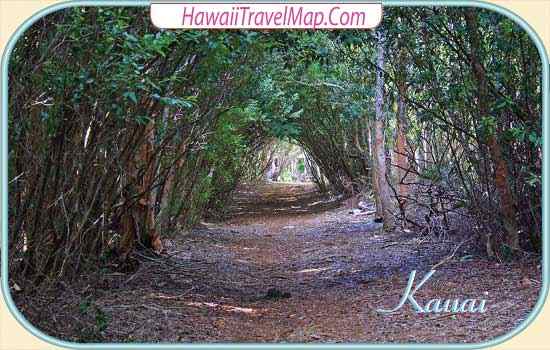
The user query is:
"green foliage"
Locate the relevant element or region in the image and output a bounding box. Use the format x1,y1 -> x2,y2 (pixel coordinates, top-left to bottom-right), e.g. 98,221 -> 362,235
77,298 -> 110,341
479,115 -> 497,140
7,5 -> 543,288
297,159 -> 306,174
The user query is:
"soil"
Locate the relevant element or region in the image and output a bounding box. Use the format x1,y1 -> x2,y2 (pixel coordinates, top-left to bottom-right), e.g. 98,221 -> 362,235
13,183 -> 542,344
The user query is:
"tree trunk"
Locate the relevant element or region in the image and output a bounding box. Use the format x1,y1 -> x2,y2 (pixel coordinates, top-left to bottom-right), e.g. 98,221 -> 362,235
372,30 -> 393,229
395,92 -> 409,225
465,10 -> 519,251
396,96 -> 408,194
139,120 -> 163,252
120,120 -> 163,259
395,47 -> 410,213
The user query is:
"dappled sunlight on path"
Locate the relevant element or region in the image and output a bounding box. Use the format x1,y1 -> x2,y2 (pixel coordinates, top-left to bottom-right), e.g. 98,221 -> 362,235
16,183 -> 541,343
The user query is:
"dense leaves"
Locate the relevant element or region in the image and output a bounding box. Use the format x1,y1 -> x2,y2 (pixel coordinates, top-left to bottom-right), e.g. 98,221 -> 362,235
8,6 -> 542,284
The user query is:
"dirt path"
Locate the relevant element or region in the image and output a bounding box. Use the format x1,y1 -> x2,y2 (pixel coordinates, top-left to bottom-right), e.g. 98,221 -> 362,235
17,183 -> 542,343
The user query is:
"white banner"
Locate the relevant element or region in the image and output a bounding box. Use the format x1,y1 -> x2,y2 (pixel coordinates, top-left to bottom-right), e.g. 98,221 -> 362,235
151,3 -> 383,29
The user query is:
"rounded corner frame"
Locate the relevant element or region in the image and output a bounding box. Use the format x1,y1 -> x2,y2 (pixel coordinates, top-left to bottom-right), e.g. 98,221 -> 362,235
0,0 -> 548,349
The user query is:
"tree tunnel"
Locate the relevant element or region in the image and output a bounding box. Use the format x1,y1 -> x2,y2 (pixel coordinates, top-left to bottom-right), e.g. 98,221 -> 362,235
6,5 -> 544,343
8,6 -> 542,293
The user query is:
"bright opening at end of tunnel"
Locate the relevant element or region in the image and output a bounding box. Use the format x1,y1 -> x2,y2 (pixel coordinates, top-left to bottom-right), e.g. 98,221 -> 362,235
260,140 -> 320,185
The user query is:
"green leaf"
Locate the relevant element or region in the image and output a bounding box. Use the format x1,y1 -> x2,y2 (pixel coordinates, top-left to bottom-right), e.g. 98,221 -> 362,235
528,132 -> 541,146
123,91 -> 138,104
135,115 -> 151,125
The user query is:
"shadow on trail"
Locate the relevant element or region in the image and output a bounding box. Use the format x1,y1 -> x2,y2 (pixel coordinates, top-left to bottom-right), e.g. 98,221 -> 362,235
146,183 -> 538,342
20,182 -> 540,343
226,182 -> 343,217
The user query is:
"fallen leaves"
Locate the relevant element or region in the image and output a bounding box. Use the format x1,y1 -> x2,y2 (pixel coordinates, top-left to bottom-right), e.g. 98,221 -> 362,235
13,183 -> 542,343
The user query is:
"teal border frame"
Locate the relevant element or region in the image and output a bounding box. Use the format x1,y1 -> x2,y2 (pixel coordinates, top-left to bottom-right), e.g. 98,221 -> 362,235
1,0 -> 548,349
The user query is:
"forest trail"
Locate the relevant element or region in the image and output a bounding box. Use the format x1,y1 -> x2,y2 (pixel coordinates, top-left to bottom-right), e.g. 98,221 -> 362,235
20,183 -> 540,343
